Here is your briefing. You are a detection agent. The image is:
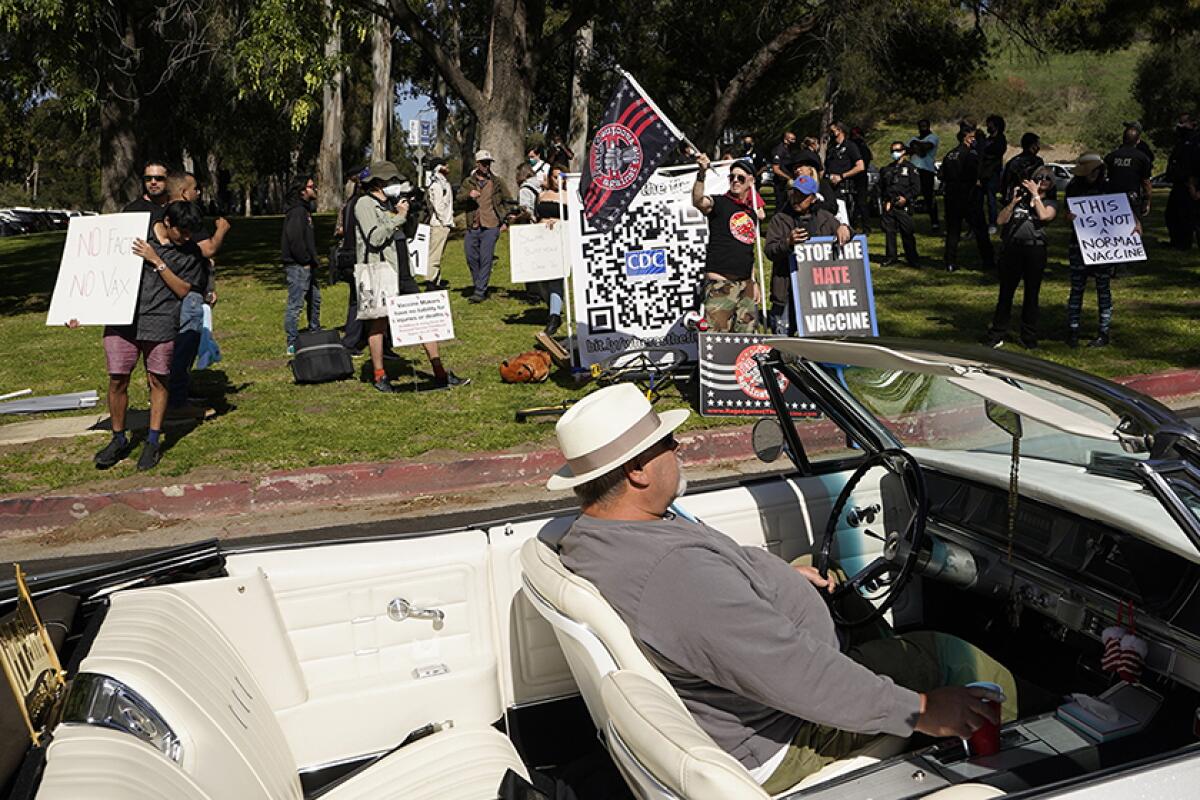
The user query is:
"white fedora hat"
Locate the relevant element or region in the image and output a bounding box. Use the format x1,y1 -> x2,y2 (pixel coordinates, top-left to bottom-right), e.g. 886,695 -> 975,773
474,149 -> 495,162
547,384 -> 690,491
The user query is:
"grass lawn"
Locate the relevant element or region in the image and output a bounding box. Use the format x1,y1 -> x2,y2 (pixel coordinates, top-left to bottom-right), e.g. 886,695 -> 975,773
0,191 -> 1196,495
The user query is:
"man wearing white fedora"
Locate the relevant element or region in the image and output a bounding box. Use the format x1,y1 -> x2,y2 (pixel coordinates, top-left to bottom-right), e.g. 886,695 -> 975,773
546,383 -> 1017,792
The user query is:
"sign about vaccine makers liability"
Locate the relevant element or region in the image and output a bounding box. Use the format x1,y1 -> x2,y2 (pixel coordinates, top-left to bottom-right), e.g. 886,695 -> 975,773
1067,193 -> 1146,266
789,235 -> 878,337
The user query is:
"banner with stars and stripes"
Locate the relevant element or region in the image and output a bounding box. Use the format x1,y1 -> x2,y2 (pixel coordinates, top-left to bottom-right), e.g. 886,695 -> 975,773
698,333 -> 821,418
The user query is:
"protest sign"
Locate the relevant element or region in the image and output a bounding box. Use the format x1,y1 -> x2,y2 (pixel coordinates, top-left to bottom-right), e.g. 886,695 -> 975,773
699,333 -> 820,418
509,222 -> 569,282
789,235 -> 878,337
566,162 -> 733,368
45,212 -> 150,326
407,224 -> 432,278
386,289 -> 454,347
1067,193 -> 1146,266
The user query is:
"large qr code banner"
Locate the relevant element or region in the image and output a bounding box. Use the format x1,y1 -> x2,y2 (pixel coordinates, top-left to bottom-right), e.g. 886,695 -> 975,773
566,164 -> 731,368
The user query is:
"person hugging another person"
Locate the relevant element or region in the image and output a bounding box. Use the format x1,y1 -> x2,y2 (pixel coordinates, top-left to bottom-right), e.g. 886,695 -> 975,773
985,165 -> 1058,350
353,161 -> 469,392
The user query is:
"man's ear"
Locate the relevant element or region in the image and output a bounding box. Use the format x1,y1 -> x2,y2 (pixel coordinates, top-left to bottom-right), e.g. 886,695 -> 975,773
623,457 -> 652,490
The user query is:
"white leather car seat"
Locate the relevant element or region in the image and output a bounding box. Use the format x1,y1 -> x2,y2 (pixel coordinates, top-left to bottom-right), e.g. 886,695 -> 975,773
37,723 -> 527,800
47,587 -> 526,800
519,537 -> 909,794
519,535 -> 675,730
601,671 -> 1004,800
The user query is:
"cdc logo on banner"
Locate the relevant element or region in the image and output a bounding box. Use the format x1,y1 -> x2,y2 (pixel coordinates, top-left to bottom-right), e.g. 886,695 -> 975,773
625,248 -> 667,280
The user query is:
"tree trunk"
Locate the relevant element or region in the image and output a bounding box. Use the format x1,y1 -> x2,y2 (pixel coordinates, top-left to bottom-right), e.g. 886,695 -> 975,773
243,184 -> 252,216
206,152 -> 220,215
567,22 -> 592,170
475,0 -> 532,184
318,3 -> 344,212
819,68 -> 840,148
371,20 -> 393,160
100,100 -> 139,212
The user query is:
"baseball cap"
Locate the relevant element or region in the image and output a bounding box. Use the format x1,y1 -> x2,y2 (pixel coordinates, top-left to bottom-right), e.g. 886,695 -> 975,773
790,175 -> 819,195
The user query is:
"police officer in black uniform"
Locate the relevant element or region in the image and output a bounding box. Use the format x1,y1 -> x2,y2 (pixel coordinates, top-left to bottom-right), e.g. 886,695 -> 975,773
769,131 -> 798,213
1001,132 -> 1044,202
879,141 -> 921,267
849,126 -> 874,234
1166,113 -> 1199,249
1105,125 -> 1154,218
824,121 -> 865,222
940,128 -> 995,273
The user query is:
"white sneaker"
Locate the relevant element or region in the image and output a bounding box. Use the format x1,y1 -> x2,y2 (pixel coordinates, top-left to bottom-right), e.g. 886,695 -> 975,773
987,225 -> 997,235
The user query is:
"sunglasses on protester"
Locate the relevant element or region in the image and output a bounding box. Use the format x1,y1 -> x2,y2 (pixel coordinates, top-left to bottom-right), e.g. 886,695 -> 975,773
728,174 -> 750,184
143,175 -> 167,182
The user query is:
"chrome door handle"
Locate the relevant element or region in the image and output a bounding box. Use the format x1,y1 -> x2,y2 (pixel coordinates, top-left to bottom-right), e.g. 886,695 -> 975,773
387,598 -> 445,624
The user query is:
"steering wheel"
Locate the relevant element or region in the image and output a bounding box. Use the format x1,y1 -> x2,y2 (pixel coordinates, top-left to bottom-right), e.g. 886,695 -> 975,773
816,448 -> 929,627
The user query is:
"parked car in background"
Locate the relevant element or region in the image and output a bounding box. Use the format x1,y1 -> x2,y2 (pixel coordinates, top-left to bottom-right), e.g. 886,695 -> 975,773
1043,163 -> 1074,193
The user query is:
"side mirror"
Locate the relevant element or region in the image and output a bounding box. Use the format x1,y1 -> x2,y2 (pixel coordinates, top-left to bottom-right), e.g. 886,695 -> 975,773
752,418 -> 786,463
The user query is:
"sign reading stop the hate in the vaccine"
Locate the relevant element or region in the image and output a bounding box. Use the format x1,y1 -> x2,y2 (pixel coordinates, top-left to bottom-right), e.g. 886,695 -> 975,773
386,289 -> 455,348
45,212 -> 150,326
789,235 -> 878,337
1067,192 -> 1146,266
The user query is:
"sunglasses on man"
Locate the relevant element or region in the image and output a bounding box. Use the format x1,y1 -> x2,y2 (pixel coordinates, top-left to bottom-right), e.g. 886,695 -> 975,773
143,175 -> 167,182
728,174 -> 749,184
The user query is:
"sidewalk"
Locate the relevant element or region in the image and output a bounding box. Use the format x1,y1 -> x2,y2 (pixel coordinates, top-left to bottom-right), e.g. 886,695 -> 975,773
2,368 -> 1198,540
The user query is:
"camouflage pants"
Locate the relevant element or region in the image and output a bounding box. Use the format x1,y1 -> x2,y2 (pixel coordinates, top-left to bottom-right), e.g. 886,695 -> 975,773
703,278 -> 758,333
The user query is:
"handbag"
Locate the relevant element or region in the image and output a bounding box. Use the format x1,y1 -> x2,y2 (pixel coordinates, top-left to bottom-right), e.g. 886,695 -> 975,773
354,260 -> 398,320
290,329 -> 354,384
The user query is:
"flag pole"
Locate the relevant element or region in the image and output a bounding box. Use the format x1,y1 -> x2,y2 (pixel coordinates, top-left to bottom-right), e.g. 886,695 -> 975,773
561,173 -> 576,369
749,178 -> 769,321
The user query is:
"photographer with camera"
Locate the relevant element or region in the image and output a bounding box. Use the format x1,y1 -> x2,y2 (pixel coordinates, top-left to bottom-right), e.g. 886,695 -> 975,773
355,161 -> 468,392
1001,133 -> 1044,203
457,150 -> 514,304
985,165 -> 1058,350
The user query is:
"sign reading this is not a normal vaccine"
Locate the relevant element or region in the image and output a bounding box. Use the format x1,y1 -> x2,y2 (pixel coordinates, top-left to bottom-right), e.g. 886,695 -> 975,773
789,235 -> 878,337
1066,192 -> 1147,266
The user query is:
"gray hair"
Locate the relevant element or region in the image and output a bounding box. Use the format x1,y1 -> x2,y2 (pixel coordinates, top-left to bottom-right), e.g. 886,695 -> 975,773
573,465 -> 629,508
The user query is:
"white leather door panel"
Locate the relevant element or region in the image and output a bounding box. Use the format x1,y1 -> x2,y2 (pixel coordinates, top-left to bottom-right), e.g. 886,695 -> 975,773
224,534 -> 502,768
488,517 -> 578,708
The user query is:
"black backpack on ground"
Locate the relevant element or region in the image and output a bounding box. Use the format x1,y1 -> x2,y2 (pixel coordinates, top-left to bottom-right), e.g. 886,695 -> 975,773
291,330 -> 354,384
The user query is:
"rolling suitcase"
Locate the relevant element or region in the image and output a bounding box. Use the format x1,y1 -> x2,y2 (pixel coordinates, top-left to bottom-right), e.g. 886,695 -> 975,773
290,329 -> 354,384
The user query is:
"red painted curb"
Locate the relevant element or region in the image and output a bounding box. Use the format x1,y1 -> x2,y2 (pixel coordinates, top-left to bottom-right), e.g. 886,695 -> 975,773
3,367 -> 1198,537
1116,369 -> 1200,400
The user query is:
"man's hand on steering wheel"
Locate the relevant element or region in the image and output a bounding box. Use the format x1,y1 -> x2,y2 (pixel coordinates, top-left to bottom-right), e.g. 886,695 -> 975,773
793,564 -> 837,593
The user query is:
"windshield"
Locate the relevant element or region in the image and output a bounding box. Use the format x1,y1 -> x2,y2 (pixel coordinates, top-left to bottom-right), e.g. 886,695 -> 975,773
838,365 -> 1141,475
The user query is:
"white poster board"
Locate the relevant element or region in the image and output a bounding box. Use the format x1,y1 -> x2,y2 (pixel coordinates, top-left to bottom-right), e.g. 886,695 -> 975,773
407,223 -> 431,278
566,163 -> 732,368
509,222 -> 569,282
386,289 -> 454,347
1067,193 -> 1146,265
45,212 -> 150,326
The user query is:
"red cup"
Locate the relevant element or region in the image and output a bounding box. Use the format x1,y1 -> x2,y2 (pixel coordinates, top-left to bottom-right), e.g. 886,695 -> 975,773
968,714 -> 1001,756
965,680 -> 1004,757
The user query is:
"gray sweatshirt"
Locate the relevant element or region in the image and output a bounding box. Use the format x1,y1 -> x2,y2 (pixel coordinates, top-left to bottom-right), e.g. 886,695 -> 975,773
558,514 -> 922,771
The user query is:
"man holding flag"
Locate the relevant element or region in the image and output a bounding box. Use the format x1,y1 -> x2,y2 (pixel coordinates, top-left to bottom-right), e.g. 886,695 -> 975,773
692,154 -> 766,332
579,72 -> 685,232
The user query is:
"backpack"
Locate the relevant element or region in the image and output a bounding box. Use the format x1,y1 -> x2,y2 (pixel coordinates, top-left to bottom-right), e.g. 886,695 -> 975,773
290,329 -> 354,384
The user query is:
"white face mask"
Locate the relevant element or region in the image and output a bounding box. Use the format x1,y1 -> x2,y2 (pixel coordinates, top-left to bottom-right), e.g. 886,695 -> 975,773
382,184 -> 404,199
891,151 -> 902,161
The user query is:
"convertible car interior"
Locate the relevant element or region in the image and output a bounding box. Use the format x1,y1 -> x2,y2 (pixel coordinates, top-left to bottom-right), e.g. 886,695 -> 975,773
3,337 -> 1200,799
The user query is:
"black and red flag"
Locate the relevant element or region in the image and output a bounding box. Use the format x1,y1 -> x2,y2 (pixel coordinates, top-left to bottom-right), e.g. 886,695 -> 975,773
578,72 -> 685,233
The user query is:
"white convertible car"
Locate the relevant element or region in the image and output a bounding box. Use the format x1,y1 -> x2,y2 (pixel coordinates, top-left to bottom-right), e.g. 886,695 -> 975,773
3,337 -> 1200,800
